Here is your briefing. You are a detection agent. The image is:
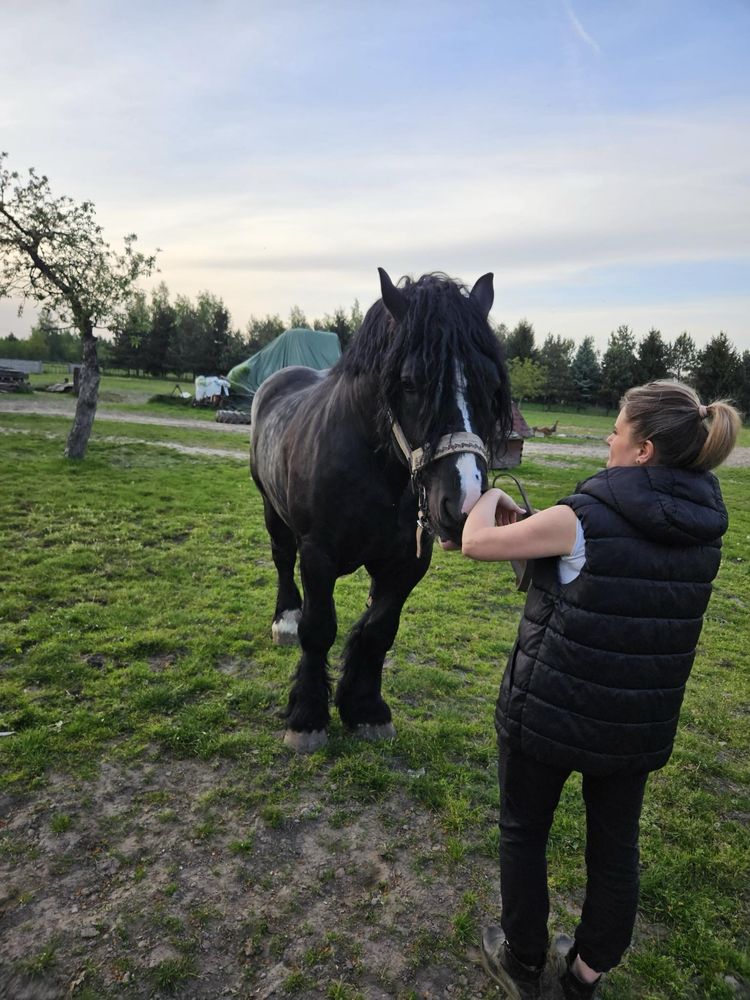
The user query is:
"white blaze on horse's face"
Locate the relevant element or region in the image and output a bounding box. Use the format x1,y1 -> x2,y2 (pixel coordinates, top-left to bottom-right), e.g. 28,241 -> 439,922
454,362 -> 483,515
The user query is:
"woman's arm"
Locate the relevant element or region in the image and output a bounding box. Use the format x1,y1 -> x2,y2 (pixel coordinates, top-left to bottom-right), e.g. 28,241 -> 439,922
462,488 -> 579,563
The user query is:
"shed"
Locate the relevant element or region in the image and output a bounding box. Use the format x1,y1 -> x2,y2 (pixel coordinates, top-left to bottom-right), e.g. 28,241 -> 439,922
491,402 -> 533,468
0,366 -> 31,393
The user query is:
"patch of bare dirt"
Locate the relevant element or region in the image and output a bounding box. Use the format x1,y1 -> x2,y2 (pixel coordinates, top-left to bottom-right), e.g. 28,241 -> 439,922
0,757 -> 503,999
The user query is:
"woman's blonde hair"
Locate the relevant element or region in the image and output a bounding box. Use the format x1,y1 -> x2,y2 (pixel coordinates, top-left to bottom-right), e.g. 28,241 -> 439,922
621,380 -> 741,471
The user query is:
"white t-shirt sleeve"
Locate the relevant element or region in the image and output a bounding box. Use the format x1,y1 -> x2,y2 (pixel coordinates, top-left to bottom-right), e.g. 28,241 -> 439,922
558,516 -> 586,584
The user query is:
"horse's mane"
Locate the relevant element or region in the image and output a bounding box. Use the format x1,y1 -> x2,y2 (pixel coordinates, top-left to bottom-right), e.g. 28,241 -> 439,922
335,273 -> 511,451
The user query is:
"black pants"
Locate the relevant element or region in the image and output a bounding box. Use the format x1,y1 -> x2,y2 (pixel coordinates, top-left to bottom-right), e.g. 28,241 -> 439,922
498,739 -> 648,973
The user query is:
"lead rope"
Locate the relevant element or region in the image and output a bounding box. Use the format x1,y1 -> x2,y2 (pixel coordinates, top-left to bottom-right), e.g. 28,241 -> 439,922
415,483 -> 430,559
491,471 -> 536,591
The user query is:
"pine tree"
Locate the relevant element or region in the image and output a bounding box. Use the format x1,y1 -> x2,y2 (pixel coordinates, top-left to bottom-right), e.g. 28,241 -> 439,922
570,336 -> 601,409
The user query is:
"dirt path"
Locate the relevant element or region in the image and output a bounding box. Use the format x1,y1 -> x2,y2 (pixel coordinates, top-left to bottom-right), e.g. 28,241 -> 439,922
2,398 -> 749,466
0,397 -> 251,435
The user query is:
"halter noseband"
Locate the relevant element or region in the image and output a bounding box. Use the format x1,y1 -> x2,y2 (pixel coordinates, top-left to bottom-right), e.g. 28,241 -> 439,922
388,412 -> 489,557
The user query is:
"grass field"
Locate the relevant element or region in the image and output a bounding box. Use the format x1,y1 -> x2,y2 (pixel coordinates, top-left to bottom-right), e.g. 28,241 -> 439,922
0,397 -> 748,999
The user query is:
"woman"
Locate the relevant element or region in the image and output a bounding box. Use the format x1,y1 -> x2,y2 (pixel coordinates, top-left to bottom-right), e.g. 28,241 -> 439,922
460,381 -> 741,999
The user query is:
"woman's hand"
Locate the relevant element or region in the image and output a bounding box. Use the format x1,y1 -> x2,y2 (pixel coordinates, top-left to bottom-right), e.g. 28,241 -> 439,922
440,489 -> 523,551
468,488 -> 525,528
493,489 -> 527,525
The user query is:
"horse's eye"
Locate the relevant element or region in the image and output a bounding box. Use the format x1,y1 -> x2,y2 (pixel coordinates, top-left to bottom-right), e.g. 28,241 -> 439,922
401,378 -> 418,395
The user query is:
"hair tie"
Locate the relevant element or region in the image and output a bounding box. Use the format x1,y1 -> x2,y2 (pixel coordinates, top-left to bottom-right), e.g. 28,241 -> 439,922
698,404 -> 708,419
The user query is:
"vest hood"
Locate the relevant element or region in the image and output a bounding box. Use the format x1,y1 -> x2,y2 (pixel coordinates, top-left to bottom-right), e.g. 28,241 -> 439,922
575,466 -> 728,547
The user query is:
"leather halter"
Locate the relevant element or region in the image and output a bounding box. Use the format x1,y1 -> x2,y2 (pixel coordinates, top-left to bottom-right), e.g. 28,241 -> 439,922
388,412 -> 489,557
389,417 -> 488,474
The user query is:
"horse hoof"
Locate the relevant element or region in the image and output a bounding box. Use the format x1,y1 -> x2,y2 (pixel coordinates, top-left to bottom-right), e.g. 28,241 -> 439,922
353,722 -> 397,742
272,610 -> 302,646
283,729 -> 327,753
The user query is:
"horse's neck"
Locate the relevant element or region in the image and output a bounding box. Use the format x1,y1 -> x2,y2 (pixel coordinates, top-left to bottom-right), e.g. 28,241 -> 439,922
336,375 -> 411,483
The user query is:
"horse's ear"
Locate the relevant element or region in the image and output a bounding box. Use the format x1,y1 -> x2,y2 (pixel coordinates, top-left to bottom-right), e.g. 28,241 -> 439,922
470,272 -> 494,319
378,267 -> 409,323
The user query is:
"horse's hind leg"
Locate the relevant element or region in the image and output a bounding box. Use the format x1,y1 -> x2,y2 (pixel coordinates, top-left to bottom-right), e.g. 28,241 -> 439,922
262,499 -> 302,646
335,556 -> 429,740
284,543 -> 337,752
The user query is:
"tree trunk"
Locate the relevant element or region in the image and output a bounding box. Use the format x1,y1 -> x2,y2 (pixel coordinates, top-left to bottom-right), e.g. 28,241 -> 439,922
64,328 -> 100,459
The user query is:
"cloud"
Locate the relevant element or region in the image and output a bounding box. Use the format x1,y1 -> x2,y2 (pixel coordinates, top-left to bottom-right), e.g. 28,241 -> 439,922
1,3 -> 748,349
562,1 -> 601,55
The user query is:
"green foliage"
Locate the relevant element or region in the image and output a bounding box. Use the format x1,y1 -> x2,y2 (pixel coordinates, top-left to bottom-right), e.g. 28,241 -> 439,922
50,813 -> 72,834
508,356 -> 546,403
0,151 -> 157,459
736,350 -> 750,421
693,332 -> 742,403
636,327 -> 669,383
148,956 -> 197,992
313,299 -> 363,351
667,331 -> 697,381
100,292 -> 364,382
0,308 -> 81,363
326,980 -> 365,999
505,318 -> 537,361
570,335 -> 601,407
288,304 -> 308,329
539,334 -> 576,404
246,312 -> 286,353
600,324 -> 637,410
0,152 -> 156,337
284,969 -> 315,993
21,944 -> 57,978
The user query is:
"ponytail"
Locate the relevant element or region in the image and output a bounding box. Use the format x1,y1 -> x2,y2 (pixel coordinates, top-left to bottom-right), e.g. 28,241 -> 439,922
694,400 -> 742,471
621,380 -> 741,471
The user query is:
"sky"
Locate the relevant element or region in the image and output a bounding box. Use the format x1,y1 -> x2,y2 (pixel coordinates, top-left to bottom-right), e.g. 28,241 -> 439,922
1,0 -> 749,353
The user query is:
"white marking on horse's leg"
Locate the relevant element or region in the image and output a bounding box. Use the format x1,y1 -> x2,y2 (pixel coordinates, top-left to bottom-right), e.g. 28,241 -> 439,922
272,609 -> 302,646
454,362 -> 483,513
283,728 -> 327,753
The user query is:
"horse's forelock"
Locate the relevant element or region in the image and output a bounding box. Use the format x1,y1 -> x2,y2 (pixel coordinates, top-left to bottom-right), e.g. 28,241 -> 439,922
338,273 -> 511,448
392,276 -> 509,448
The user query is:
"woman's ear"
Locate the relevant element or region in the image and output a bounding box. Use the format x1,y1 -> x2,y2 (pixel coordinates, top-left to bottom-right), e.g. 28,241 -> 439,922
639,438 -> 656,465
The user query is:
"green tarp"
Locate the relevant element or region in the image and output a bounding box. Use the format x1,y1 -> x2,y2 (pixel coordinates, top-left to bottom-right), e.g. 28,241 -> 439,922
227,328 -> 341,399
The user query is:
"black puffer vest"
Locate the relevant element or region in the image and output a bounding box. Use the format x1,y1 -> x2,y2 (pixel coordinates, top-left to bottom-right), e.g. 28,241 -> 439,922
496,466 -> 728,775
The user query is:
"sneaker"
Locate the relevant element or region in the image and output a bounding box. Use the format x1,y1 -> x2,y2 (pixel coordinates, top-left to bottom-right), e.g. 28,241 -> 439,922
480,924 -> 545,1000
549,933 -> 602,999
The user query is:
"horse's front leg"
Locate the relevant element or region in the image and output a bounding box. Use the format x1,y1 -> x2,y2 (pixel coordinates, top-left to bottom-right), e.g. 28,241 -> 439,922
335,551 -> 431,740
284,543 -> 337,753
262,498 -> 302,646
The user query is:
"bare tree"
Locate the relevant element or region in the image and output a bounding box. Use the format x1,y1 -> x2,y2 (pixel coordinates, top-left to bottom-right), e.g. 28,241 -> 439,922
0,152 -> 156,458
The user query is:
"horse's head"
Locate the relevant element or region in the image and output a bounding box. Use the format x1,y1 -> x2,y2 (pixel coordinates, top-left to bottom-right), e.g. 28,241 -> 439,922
375,268 -> 512,546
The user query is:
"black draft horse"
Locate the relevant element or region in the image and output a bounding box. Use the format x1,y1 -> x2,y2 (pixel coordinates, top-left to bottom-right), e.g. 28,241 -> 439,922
251,268 -> 512,751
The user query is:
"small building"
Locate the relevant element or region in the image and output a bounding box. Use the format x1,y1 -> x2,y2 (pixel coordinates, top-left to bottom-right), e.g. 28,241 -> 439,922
0,366 -> 31,392
491,402 -> 533,468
